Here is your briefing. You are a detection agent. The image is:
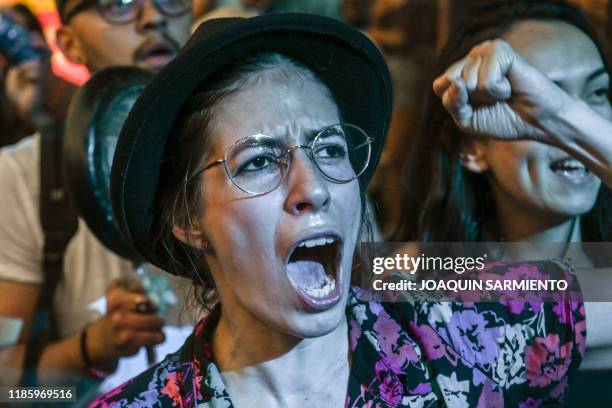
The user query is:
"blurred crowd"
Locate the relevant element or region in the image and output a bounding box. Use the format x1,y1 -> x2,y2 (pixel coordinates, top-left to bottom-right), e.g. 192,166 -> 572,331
3,0 -> 609,234
1,0 -> 440,237
0,4 -> 75,146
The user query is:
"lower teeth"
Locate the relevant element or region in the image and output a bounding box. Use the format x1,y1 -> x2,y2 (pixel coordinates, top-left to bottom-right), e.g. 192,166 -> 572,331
303,275 -> 336,298
556,169 -> 588,177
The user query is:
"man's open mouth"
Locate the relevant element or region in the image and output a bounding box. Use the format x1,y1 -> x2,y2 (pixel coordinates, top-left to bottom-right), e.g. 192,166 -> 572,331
286,234 -> 342,310
135,38 -> 178,69
143,44 -> 174,58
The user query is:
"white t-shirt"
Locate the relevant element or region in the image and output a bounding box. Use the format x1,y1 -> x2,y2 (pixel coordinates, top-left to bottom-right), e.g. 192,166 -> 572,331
0,134 -> 197,392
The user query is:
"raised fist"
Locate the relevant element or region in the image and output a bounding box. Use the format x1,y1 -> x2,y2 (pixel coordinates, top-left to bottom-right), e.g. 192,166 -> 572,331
433,39 -> 571,142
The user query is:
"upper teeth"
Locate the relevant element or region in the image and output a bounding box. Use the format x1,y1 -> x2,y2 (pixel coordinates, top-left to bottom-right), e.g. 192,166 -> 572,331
553,158 -> 585,170
297,236 -> 336,248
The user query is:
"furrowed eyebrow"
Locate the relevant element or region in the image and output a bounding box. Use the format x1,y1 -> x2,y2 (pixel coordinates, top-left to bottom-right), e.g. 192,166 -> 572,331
275,126 -> 334,145
551,66 -> 609,89
586,67 -> 609,83
303,129 -> 320,144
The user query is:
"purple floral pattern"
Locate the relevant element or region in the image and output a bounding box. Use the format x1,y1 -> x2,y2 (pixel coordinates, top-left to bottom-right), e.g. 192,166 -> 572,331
91,261 -> 584,408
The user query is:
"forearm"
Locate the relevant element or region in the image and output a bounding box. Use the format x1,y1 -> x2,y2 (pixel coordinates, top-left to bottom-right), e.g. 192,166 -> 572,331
540,99 -> 612,188
0,320 -> 122,387
0,283 -> 163,386
36,330 -> 89,383
0,344 -> 26,386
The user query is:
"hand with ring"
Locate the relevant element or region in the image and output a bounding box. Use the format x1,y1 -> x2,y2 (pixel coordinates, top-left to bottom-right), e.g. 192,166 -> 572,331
82,278 -> 165,372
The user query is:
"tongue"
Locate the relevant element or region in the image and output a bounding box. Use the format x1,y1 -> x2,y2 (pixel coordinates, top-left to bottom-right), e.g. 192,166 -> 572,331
287,260 -> 328,291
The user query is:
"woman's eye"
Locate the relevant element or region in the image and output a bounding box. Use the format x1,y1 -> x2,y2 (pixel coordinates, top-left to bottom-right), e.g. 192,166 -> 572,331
587,88 -> 609,104
315,144 -> 347,159
239,155 -> 277,172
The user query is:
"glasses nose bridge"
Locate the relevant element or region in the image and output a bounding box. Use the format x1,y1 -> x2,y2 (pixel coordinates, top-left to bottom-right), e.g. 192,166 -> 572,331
287,143 -> 314,158
290,143 -> 316,162
284,144 -> 322,179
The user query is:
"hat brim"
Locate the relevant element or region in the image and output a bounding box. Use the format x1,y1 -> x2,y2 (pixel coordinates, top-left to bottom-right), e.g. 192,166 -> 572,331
111,13 -> 393,271
64,66 -> 154,260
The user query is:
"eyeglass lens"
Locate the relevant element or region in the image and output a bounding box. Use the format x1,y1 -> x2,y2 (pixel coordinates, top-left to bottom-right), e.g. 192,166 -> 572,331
98,0 -> 191,24
224,124 -> 371,194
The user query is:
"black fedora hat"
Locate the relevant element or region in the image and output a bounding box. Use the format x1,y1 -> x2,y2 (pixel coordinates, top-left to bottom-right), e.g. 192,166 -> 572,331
111,13 -> 393,272
64,66 -> 154,260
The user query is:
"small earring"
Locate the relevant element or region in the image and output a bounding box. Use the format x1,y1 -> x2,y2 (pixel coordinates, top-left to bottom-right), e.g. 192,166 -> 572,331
199,241 -> 209,251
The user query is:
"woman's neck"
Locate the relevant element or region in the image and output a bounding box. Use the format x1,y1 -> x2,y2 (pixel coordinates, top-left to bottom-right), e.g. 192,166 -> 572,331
505,217 -> 581,243
212,310 -> 349,407
491,205 -> 584,261
490,190 -> 580,242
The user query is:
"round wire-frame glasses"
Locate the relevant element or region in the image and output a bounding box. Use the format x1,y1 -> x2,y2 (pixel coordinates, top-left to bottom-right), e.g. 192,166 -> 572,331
63,0 -> 191,25
187,123 -> 373,196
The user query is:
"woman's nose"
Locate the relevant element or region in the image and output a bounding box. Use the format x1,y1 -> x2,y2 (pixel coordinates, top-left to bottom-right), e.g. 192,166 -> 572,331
283,148 -> 331,215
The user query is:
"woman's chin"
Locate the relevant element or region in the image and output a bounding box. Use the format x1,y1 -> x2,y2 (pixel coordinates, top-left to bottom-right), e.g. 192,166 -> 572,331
280,302 -> 348,339
545,201 -> 596,219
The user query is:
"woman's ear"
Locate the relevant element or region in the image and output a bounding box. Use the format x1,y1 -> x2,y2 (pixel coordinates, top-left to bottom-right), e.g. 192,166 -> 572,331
172,223 -> 208,250
460,137 -> 490,174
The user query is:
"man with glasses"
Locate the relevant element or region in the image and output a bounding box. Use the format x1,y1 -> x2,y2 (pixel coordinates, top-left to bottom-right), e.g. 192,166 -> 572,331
0,0 -> 192,397
56,0 -> 191,71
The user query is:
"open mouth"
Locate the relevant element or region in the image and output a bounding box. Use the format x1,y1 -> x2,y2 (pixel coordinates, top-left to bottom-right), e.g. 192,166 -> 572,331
550,157 -> 594,184
286,235 -> 342,310
136,40 -> 177,68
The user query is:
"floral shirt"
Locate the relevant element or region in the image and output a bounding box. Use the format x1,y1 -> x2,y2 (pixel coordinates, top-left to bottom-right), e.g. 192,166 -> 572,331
91,261 -> 585,408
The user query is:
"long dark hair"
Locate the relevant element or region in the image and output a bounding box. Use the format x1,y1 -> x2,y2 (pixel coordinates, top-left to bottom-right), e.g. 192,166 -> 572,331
393,0 -> 612,243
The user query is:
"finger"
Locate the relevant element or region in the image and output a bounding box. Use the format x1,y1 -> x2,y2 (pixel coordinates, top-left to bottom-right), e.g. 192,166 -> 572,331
115,330 -> 166,354
433,72 -> 457,97
441,81 -> 461,118
434,58 -> 468,96
446,58 -> 468,81
107,287 -> 150,313
128,330 -> 165,347
462,56 -> 481,93
442,80 -> 473,129
433,74 -> 451,97
110,311 -> 164,331
475,40 -> 513,100
443,79 -> 469,112
108,277 -> 145,293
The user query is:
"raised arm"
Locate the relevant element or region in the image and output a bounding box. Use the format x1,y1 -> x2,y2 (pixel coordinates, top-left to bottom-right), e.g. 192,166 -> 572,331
433,39 -> 612,188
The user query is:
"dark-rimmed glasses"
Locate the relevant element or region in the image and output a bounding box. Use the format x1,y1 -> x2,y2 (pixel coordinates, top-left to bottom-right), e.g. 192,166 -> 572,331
62,0 -> 191,25
188,123 -> 373,196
